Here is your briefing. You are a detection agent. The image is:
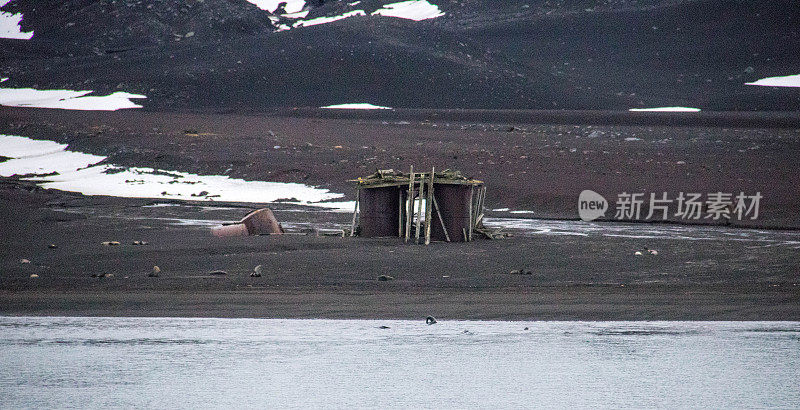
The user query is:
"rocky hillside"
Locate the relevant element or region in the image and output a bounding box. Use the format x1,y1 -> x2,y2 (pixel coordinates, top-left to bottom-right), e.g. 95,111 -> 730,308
2,0 -> 799,111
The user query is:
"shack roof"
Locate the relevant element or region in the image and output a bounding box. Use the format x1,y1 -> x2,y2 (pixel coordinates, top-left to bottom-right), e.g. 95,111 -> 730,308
352,169 -> 483,188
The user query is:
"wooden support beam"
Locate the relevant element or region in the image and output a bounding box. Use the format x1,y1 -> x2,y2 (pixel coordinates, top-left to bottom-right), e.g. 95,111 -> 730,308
405,165 -> 414,242
398,188 -> 403,237
432,195 -> 450,242
415,175 -> 424,244
350,187 -> 360,237
424,167 -> 435,245
467,185 -> 474,241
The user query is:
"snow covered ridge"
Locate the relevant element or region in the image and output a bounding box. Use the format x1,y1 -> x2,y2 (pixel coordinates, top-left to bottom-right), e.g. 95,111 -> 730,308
0,86 -> 147,111
0,0 -> 32,39
371,0 -> 445,21
0,135 -> 353,211
629,107 -> 701,112
252,0 -> 445,31
746,74 -> 800,88
322,103 -> 392,109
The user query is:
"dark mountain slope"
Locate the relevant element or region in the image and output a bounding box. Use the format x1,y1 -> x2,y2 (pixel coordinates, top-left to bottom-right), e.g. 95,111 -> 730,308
2,0 -> 799,111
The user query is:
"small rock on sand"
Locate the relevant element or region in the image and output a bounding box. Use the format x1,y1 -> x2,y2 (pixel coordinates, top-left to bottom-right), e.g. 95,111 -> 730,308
29,274 -> 39,278
149,266 -> 160,277
251,265 -> 263,277
377,275 -> 394,281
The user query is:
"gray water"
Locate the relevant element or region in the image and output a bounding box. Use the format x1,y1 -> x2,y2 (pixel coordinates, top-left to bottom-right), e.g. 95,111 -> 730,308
1,317 -> 798,409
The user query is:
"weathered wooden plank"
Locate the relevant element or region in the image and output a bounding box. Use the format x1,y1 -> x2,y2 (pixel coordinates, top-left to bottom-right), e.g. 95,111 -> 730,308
432,195 -> 450,242
424,167 -> 435,245
405,165 -> 414,242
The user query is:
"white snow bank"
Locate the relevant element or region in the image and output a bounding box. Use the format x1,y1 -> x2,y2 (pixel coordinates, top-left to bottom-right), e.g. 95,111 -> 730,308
629,107 -> 701,112
321,103 -> 392,110
371,0 -> 444,21
245,0 -> 306,14
0,135 -> 351,210
272,0 -> 443,32
0,87 -> 146,110
0,0 -> 33,40
745,74 -> 800,88
294,10 -> 366,28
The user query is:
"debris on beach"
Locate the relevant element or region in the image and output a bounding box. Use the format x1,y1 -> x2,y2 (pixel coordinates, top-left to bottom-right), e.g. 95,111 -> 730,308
209,270 -> 227,276
508,268 -> 533,275
29,274 -> 39,278
251,265 -> 263,277
90,273 -> 113,278
426,316 -> 437,325
132,240 -> 149,246
635,248 -> 659,256
211,208 -> 284,237
48,244 -> 58,249
20,259 -> 30,264
102,241 -> 121,246
378,325 -> 391,329
149,266 -> 160,277
377,274 -> 395,281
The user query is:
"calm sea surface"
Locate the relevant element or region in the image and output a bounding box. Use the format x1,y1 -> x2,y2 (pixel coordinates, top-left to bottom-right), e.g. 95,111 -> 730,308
1,317 -> 798,408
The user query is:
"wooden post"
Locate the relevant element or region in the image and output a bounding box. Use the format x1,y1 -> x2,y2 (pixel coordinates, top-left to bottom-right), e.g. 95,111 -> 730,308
467,185 -> 474,241
350,186 -> 360,237
424,167 -> 435,245
398,188 -> 403,237
405,166 -> 414,242
432,196 -> 450,242
415,175 -> 424,244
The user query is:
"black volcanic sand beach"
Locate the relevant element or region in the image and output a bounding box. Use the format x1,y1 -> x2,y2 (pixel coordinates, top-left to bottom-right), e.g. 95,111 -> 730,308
1,107 -> 799,320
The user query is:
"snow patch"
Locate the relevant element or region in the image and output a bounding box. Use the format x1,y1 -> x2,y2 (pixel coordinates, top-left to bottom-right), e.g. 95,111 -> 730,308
245,0 -> 306,14
322,103 -> 392,110
371,0 -> 445,21
0,135 -> 349,210
629,107 -> 701,112
0,87 -> 146,111
0,0 -> 33,40
294,10 -> 366,28
746,74 -> 800,88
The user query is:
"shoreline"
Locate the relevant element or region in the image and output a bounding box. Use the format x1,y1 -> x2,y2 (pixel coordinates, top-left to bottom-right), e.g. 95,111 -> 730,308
2,285 -> 798,321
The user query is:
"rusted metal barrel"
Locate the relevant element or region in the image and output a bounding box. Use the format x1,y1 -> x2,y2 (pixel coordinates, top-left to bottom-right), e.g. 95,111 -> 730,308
431,183 -> 476,242
359,186 -> 401,237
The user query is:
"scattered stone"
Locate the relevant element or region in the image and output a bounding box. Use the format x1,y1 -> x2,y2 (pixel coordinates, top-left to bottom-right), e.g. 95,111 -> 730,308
132,240 -> 149,245
29,274 -> 39,278
102,241 -> 121,246
524,327 -> 529,330
634,251 -> 643,256
377,275 -> 394,281
149,266 -> 160,277
48,244 -> 58,249
20,259 -> 30,264
378,325 -> 390,329
426,316 -> 437,325
251,265 -> 263,277
209,270 -> 227,276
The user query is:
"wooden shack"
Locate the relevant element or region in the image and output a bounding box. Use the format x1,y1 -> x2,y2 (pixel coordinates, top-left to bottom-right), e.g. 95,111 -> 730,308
350,168 -> 486,244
